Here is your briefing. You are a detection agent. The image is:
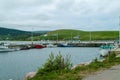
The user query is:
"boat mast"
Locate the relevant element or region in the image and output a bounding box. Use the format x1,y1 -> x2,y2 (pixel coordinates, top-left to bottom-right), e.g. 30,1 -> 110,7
89,31 -> 91,42
56,32 -> 58,44
31,28 -> 33,45
118,16 -> 120,44
71,32 -> 72,43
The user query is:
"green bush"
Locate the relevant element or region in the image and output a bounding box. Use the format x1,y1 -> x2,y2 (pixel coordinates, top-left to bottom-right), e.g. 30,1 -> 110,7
36,53 -> 72,77
108,52 -> 116,62
104,52 -> 116,63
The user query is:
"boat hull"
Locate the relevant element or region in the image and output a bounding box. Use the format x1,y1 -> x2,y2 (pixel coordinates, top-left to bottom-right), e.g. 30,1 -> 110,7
0,49 -> 15,52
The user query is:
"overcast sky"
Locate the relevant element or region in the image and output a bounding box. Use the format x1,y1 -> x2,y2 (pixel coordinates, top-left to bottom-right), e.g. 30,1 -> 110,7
0,0 -> 120,31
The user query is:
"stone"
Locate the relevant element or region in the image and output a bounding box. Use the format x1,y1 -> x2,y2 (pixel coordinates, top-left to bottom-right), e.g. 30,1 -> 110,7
24,72 -> 36,80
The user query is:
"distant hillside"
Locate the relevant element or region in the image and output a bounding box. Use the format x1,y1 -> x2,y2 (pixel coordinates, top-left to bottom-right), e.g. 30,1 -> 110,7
0,28 -> 119,40
33,31 -> 50,34
0,27 -> 31,40
39,29 -> 119,40
0,27 -> 31,36
0,27 -> 50,40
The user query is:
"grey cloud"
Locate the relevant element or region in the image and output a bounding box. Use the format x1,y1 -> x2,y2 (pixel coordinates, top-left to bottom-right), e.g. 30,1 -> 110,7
0,0 -> 120,31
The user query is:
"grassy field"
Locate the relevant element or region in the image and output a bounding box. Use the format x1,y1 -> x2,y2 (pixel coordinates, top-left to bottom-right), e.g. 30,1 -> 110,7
38,29 -> 119,41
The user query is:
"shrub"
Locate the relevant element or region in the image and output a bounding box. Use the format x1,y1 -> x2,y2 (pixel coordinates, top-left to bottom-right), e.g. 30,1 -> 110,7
38,53 -> 72,74
105,52 -> 116,63
108,52 -> 116,61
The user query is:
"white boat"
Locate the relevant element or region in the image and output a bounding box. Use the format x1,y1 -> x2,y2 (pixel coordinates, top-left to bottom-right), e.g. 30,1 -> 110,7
46,44 -> 57,48
99,43 -> 118,57
100,49 -> 109,57
0,43 -> 19,52
0,46 -> 14,52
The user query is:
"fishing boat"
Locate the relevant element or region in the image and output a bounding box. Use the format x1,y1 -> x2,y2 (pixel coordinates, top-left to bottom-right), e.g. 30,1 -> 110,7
99,49 -> 109,57
35,44 -> 46,49
99,43 -> 118,57
20,45 -> 31,50
57,43 -> 74,47
46,44 -> 57,48
0,42 -> 20,52
0,45 -> 16,52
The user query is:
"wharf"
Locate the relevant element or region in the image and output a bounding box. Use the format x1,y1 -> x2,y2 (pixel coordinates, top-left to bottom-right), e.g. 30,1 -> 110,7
68,43 -> 104,47
1,40 -> 115,48
8,42 -> 113,48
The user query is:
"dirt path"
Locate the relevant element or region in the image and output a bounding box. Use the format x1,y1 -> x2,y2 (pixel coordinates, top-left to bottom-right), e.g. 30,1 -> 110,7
83,65 -> 120,80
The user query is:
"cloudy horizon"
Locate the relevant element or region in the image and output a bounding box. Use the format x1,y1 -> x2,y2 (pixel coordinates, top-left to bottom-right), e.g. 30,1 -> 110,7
0,0 -> 120,31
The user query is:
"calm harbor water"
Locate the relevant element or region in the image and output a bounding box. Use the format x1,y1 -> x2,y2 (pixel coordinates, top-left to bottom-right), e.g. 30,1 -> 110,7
0,47 -> 100,80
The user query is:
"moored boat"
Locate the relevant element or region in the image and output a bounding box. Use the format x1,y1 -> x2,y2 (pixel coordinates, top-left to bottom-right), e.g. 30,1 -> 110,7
57,43 -> 74,47
20,45 -> 31,50
0,45 -> 17,52
99,49 -> 109,57
46,44 -> 57,48
35,44 -> 46,49
99,43 -> 118,57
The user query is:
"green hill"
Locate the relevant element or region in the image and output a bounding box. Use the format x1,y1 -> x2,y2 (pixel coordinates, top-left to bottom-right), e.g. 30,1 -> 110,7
0,27 -> 31,36
0,27 -> 31,40
39,29 -> 119,40
0,27 -> 50,40
0,28 -> 119,41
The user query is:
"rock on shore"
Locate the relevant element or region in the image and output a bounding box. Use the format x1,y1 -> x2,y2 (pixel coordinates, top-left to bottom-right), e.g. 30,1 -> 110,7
24,72 -> 36,80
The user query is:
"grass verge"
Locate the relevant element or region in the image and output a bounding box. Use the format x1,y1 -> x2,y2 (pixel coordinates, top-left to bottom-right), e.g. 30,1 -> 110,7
30,52 -> 120,80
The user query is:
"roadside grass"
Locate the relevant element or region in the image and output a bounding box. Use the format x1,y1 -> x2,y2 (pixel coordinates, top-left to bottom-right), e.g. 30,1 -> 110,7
30,52 -> 120,80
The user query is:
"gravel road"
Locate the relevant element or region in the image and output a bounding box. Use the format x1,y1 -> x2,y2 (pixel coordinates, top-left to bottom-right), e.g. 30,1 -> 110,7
83,65 -> 120,80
